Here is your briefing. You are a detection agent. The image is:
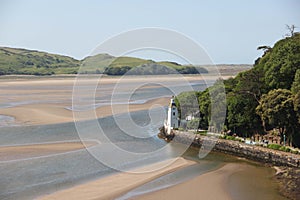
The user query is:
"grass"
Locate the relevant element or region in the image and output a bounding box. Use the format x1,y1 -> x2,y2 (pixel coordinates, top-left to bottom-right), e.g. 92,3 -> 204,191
194,130 -> 208,136
0,47 -> 80,75
266,144 -> 297,153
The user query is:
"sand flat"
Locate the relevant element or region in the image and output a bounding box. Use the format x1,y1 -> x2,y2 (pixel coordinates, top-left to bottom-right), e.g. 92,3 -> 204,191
0,141 -> 96,162
0,97 -> 169,125
39,157 -> 196,200
132,163 -> 241,200
0,75 -> 235,126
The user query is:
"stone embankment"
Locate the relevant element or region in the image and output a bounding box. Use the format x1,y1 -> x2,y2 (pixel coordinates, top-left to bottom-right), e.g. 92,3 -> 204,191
168,130 -> 300,168
159,130 -> 300,200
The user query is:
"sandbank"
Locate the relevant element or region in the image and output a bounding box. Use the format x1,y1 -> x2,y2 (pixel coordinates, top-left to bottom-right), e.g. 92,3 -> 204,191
0,141 -> 96,162
39,157 -> 196,200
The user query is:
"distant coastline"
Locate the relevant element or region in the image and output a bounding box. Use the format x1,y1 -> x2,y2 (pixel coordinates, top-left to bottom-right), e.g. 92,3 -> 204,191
0,46 -> 251,76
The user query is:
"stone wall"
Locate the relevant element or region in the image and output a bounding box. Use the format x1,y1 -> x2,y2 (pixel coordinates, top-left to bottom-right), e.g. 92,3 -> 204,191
172,131 -> 300,168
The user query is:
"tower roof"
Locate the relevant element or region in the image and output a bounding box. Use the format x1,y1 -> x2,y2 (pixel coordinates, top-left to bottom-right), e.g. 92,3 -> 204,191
169,98 -> 176,108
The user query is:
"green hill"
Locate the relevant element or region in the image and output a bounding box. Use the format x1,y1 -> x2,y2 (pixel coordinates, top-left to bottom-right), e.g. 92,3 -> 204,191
0,46 -> 209,75
0,47 -> 80,75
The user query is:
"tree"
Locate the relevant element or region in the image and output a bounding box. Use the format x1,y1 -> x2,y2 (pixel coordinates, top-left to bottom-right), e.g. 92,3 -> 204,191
208,79 -> 226,132
263,33 -> 300,90
187,118 -> 200,130
175,91 -> 199,120
285,24 -> 297,37
197,89 -> 211,130
291,69 -> 300,94
257,45 -> 271,55
256,89 -> 296,145
234,68 -> 266,102
226,92 -> 263,137
294,91 -> 300,123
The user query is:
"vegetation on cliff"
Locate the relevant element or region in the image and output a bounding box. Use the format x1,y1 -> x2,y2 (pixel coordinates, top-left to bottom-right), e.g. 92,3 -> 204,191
176,32 -> 300,147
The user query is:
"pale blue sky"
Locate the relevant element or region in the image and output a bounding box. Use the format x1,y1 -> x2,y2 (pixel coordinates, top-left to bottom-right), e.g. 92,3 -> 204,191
0,0 -> 299,64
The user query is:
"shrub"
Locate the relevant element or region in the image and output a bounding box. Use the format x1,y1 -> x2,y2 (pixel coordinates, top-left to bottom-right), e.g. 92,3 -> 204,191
219,135 -> 226,139
267,144 -> 281,150
225,136 -> 236,141
267,144 -> 293,152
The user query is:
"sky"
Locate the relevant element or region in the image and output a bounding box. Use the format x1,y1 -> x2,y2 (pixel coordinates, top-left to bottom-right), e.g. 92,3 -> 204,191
0,0 -> 299,64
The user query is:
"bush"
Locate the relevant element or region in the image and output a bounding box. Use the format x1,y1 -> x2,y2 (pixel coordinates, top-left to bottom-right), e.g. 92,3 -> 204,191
267,144 -> 293,152
225,136 -> 236,141
219,135 -> 226,139
291,150 -> 299,154
267,144 -> 281,150
199,131 -> 207,136
187,118 -> 200,130
280,146 -> 292,152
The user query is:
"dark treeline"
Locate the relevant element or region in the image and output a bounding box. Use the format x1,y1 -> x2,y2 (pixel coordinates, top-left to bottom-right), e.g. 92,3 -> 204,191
176,32 -> 300,147
103,64 -> 206,75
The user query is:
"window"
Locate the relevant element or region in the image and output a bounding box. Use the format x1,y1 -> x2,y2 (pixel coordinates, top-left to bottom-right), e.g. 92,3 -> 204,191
173,112 -> 175,116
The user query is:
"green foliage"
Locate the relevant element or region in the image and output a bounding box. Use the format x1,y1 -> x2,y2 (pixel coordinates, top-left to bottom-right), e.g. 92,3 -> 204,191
267,144 -> 281,150
291,69 -> 300,94
256,89 -> 297,145
175,91 -> 199,119
187,118 -> 200,130
176,32 -> 300,147
294,91 -> 300,123
223,135 -> 243,142
225,135 -> 236,140
175,90 -> 211,130
260,33 -> 300,90
226,92 -> 263,136
198,89 -> 211,130
279,146 -> 291,152
196,130 -> 208,135
209,79 -> 227,131
267,144 -> 293,153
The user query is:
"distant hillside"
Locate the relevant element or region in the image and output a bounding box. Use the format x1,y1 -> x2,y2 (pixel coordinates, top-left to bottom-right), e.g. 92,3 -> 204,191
0,47 -> 80,75
0,46 -> 248,76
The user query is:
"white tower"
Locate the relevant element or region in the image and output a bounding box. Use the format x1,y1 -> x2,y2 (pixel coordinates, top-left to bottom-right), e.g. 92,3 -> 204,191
165,97 -> 179,134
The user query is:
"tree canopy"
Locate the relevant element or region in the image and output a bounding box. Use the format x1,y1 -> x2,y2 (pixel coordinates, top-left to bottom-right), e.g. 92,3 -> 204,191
176,32 -> 300,147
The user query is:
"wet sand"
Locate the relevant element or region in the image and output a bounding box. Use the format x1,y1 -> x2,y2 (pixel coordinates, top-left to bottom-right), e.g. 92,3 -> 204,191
39,163 -> 262,200
0,97 -> 169,126
0,141 -> 96,162
39,157 -> 196,200
0,75 -> 223,126
131,162 -> 286,200
131,163 -> 238,200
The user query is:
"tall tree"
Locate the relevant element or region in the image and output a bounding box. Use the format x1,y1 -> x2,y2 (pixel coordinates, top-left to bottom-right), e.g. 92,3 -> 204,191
256,89 -> 296,145
227,92 -> 263,137
291,69 -> 300,94
263,34 -> 300,90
